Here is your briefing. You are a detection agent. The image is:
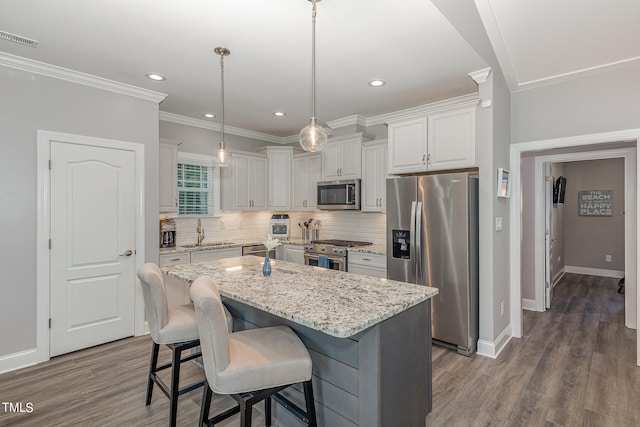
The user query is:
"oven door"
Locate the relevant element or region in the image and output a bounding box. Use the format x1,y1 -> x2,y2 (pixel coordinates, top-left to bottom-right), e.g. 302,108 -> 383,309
304,253 -> 345,271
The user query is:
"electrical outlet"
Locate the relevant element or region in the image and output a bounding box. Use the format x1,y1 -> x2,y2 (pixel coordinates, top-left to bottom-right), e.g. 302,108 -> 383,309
605,254 -> 612,262
500,301 -> 505,316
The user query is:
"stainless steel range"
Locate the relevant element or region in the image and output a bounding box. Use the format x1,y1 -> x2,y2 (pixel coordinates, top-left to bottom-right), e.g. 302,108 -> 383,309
304,239 -> 372,271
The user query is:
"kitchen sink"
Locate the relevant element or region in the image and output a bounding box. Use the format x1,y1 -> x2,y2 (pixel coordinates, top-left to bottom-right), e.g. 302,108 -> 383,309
181,242 -> 234,248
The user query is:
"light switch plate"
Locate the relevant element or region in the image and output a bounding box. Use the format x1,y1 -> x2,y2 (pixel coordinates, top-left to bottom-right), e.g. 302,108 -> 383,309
495,216 -> 503,231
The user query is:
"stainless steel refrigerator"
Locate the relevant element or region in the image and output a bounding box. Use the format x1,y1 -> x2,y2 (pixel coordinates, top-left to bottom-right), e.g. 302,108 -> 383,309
386,172 -> 479,356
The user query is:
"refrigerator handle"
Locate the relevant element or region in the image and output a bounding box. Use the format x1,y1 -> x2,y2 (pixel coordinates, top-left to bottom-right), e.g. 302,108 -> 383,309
415,201 -> 423,285
410,201 -> 417,274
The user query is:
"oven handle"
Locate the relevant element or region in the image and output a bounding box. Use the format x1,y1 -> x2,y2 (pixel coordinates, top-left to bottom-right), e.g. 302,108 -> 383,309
304,253 -> 346,270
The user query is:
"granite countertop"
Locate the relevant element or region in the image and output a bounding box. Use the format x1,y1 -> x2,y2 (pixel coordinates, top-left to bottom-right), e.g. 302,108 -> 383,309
162,256 -> 436,338
348,243 -> 386,256
160,238 -> 308,255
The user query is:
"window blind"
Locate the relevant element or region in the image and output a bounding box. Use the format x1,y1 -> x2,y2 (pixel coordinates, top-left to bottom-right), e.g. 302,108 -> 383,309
177,163 -> 214,215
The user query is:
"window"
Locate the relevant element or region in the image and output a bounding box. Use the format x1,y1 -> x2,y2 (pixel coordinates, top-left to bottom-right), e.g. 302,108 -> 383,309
176,153 -> 220,216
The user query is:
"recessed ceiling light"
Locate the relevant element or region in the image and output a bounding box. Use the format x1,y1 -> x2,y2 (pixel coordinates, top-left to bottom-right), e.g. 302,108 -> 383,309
273,112 -> 286,117
368,79 -> 386,87
203,113 -> 215,118
146,73 -> 166,81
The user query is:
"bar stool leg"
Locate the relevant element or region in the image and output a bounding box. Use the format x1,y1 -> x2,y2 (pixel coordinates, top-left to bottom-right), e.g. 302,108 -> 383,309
239,399 -> 252,427
169,346 -> 182,427
146,342 -> 160,406
265,396 -> 272,426
303,380 -> 317,427
199,383 -> 213,427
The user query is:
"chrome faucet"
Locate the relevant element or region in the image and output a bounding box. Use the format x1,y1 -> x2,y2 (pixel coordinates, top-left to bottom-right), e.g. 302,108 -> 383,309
197,218 -> 205,246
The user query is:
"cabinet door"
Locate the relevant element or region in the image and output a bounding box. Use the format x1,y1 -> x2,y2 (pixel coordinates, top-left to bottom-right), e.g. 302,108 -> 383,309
322,141 -> 341,180
284,245 -> 305,264
340,138 -> 362,179
427,106 -> 476,171
190,247 -> 242,263
231,154 -> 251,209
362,144 -> 381,212
388,117 -> 428,174
268,149 -> 291,210
307,154 -> 322,209
159,140 -> 178,212
378,144 -> 388,210
292,156 -> 309,210
362,142 -> 387,212
250,157 -> 267,210
292,154 -> 321,210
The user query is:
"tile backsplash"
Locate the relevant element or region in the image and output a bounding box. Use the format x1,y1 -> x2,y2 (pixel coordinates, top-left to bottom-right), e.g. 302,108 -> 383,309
172,211 -> 386,246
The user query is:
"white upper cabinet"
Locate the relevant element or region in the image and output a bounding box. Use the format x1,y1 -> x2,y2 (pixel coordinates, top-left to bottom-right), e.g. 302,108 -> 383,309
159,139 -> 179,212
222,151 -> 267,211
292,152 -> 322,211
361,140 -> 388,212
266,147 -> 292,211
322,133 -> 373,180
387,117 -> 428,174
387,103 -> 477,174
427,105 -> 477,171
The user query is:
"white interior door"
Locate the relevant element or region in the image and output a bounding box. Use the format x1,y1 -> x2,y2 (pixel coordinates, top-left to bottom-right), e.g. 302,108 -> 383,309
50,141 -> 136,356
544,163 -> 554,309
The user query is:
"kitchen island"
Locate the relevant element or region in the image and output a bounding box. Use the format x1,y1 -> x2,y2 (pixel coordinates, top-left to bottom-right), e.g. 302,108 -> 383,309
162,256 -> 438,427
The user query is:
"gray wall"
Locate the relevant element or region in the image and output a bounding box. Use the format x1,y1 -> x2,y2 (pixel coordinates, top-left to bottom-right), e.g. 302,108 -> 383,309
563,158 -> 625,271
0,65 -> 161,358
160,120 -> 270,154
512,64 -> 640,144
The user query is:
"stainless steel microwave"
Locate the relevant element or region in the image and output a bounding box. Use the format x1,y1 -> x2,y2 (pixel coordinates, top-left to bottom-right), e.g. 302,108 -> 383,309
317,179 -> 360,210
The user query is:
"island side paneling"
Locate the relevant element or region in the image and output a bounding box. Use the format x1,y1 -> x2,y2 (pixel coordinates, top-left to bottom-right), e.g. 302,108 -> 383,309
224,298 -> 432,427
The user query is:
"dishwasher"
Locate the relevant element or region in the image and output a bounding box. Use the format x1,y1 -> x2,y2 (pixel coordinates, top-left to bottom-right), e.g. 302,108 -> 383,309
242,244 -> 275,258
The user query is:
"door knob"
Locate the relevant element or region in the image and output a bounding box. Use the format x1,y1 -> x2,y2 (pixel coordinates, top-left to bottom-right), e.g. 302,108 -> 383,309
119,250 -> 133,257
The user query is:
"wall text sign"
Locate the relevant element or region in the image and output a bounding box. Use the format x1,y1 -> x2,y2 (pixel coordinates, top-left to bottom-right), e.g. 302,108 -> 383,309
578,190 -> 613,217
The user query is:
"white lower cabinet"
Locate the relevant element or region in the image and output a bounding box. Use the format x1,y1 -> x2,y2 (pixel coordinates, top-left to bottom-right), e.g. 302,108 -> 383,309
159,247 -> 242,306
190,247 -> 242,263
348,252 -> 386,278
280,244 -> 305,264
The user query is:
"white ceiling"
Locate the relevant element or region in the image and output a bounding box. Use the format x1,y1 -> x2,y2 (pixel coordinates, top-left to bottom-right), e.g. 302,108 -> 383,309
479,0 -> 640,90
1,1 -> 638,140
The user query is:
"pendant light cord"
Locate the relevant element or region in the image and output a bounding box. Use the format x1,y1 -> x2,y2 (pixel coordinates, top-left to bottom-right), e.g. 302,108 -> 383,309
311,0 -> 317,124
220,53 -> 225,148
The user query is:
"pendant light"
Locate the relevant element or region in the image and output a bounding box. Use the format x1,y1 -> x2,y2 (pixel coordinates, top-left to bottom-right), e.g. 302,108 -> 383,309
299,0 -> 327,152
213,47 -> 232,168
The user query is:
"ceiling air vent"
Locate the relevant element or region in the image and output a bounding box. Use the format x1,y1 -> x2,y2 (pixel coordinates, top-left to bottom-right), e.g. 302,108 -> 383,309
0,30 -> 39,48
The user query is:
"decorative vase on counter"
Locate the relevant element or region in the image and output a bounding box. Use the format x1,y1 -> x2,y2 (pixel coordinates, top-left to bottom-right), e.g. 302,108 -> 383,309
263,257 -> 272,276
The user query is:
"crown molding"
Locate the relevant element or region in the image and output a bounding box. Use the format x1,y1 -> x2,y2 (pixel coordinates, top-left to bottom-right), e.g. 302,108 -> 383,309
0,52 -> 166,103
469,68 -> 492,84
159,111 -> 286,144
367,93 -> 479,125
326,114 -> 368,130
513,56 -> 640,92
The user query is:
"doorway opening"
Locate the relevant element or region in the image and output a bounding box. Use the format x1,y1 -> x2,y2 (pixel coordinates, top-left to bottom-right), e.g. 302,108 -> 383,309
509,129 -> 640,366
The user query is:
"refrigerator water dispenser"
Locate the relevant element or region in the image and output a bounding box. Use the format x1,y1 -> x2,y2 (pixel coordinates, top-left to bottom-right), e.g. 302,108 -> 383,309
392,230 -> 410,259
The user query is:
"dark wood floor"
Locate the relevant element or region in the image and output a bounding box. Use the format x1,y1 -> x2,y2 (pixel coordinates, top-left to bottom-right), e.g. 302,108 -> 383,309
427,273 -> 640,427
0,274 -> 637,426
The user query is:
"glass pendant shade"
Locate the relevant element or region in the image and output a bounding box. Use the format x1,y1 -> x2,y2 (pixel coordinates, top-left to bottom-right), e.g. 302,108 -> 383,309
299,119 -> 327,152
213,142 -> 231,168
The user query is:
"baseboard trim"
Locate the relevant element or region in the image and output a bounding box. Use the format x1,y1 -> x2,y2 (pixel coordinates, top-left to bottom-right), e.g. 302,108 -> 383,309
564,265 -> 624,278
476,324 -> 512,359
0,348 -> 39,375
522,298 -> 537,311
552,268 -> 566,287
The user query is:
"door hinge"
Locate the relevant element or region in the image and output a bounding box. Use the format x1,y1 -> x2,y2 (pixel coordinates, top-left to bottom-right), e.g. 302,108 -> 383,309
49,160 -> 52,170
48,318 -> 52,329
49,239 -> 52,249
